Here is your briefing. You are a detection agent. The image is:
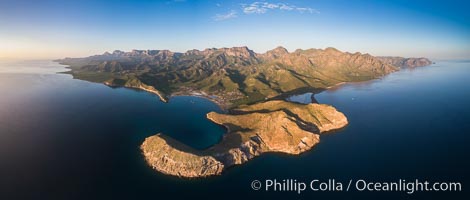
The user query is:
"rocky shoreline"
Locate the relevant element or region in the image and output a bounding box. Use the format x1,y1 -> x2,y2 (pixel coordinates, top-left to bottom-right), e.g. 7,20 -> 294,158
140,100 -> 348,178
103,79 -> 169,103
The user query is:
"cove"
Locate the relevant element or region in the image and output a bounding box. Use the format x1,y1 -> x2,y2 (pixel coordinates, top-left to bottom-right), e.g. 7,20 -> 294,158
112,92 -> 227,150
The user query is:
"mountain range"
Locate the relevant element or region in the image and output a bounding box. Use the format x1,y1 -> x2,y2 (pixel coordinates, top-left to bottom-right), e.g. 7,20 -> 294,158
57,46 -> 432,108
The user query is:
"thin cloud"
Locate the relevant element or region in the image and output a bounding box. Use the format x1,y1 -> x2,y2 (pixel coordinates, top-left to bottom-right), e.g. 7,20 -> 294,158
242,2 -> 268,14
279,4 -> 294,11
296,7 -> 319,14
242,2 -> 319,14
213,10 -> 238,21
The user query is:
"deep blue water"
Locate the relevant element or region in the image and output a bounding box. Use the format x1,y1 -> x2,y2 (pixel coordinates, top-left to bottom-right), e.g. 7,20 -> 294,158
0,60 -> 469,199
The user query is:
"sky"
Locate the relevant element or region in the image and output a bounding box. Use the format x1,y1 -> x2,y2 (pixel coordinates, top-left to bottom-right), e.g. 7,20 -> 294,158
0,0 -> 469,59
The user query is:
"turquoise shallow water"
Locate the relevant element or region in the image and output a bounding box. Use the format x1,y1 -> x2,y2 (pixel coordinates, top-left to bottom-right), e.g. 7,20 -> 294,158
0,60 -> 468,199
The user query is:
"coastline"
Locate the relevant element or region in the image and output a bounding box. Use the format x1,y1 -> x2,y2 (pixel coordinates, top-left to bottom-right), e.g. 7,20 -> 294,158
53,59 -> 433,179
169,92 -> 231,112
103,81 -> 169,103
140,101 -> 348,178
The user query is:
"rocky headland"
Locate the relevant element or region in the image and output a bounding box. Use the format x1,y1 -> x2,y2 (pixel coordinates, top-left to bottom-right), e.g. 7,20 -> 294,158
377,56 -> 433,68
141,101 -> 348,178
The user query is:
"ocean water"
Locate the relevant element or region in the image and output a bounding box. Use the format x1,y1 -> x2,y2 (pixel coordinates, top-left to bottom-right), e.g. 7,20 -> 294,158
0,60 -> 468,199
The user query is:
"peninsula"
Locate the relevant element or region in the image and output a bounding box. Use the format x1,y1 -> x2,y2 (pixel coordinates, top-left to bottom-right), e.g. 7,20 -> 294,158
57,46 -> 432,178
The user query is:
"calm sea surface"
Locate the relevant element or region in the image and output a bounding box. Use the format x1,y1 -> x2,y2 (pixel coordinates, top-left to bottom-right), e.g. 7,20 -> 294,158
0,60 -> 468,199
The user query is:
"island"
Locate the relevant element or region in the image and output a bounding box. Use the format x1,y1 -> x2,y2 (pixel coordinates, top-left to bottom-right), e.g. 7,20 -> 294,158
56,46 -> 432,178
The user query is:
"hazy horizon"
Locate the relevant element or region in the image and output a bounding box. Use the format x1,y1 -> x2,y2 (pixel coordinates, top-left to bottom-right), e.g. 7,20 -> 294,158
1,0 -> 469,60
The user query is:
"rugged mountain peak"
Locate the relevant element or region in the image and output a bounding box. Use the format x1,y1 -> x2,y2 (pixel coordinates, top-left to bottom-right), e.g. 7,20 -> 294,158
324,47 -> 340,52
155,50 -> 175,57
273,46 -> 289,53
112,50 -> 125,55
309,47 -> 342,56
183,49 -> 204,56
263,46 -> 289,59
183,47 -> 256,59
219,46 -> 256,58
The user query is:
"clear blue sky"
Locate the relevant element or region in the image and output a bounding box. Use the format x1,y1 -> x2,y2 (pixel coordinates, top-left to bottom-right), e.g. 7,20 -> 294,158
0,0 -> 469,59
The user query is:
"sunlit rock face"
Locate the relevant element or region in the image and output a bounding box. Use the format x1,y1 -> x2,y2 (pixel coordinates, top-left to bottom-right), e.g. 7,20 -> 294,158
141,100 -> 348,178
